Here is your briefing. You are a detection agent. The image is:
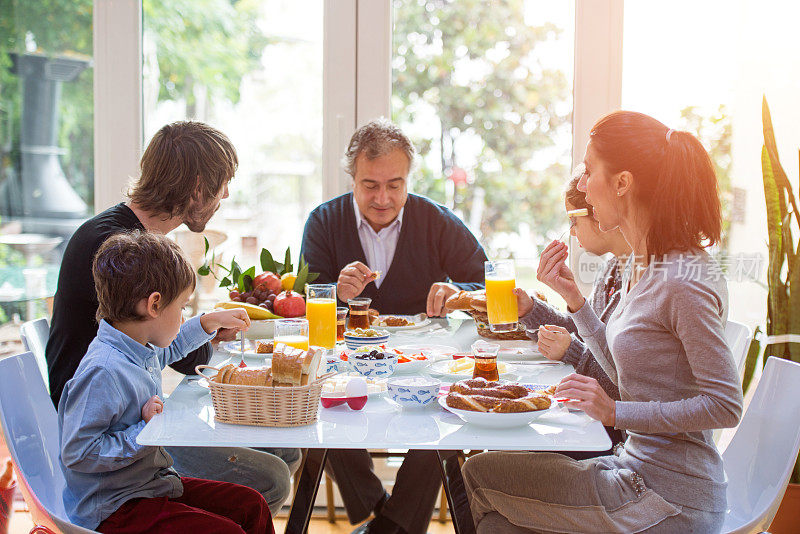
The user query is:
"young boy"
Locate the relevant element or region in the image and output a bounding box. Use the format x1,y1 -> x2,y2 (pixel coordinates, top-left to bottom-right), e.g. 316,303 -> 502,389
58,231 -> 273,534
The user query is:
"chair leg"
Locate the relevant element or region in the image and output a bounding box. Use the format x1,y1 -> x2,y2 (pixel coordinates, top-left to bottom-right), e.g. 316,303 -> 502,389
325,474 -> 336,523
438,483 -> 448,523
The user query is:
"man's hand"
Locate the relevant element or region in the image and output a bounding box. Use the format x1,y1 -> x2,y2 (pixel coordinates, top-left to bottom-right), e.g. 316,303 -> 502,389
337,261 -> 376,302
142,395 -> 163,423
200,308 -> 251,335
536,324 -> 571,361
426,282 -> 459,317
556,374 -> 616,426
513,288 -> 534,318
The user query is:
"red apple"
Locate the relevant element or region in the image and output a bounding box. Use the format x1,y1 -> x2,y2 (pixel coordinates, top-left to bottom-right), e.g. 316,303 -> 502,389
253,271 -> 282,294
274,290 -> 306,318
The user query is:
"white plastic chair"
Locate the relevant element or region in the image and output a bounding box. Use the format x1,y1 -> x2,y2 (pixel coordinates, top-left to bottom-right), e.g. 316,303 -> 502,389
0,351 -> 98,533
19,317 -> 50,393
721,356 -> 800,533
724,320 -> 752,381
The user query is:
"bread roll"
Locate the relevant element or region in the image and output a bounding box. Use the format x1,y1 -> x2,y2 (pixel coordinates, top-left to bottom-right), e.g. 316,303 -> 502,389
445,290 -> 474,311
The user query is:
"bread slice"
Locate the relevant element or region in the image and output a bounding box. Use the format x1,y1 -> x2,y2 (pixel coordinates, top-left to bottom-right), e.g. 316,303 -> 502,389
302,347 -> 323,384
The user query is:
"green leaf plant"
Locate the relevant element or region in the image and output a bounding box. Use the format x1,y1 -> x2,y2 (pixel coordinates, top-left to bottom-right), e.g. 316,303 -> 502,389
742,96 -> 800,482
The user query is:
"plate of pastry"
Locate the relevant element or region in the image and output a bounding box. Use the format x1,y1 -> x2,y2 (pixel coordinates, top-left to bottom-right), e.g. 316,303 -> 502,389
373,313 -> 431,331
438,378 -> 554,428
221,339 -> 273,358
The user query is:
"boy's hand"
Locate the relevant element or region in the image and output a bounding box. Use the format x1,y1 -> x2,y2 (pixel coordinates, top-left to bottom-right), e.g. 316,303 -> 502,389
201,308 -> 251,335
142,395 -> 163,423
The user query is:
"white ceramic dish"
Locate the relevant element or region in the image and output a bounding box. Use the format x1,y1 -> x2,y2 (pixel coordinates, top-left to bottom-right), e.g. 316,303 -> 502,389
387,377 -> 441,408
393,358 -> 431,375
344,331 -> 390,350
221,340 -> 272,358
373,313 -> 431,331
244,319 -> 275,339
437,396 -> 554,428
392,344 -> 458,362
321,374 -> 388,397
350,351 -> 397,377
426,359 -> 519,381
495,339 -> 546,361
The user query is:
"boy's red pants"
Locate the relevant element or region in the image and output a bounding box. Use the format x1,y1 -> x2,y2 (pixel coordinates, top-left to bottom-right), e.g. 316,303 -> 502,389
97,477 -> 274,534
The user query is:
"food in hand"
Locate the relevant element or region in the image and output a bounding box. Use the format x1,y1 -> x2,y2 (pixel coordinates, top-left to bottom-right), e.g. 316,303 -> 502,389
271,343 -> 323,386
256,340 -> 274,354
253,271 -> 283,294
377,316 -> 413,327
281,273 -> 297,291
445,378 -> 551,413
445,290 -> 487,312
274,290 -> 306,318
215,301 -> 281,320
370,271 -> 382,281
215,364 -> 273,386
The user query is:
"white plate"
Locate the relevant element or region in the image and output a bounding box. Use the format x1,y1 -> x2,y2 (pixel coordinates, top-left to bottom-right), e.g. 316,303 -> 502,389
392,344 -> 458,361
393,358 -> 432,375
437,395 -> 553,428
494,340 -> 546,361
373,313 -> 431,331
221,340 -> 272,358
426,359 -> 519,382
321,374 -> 388,397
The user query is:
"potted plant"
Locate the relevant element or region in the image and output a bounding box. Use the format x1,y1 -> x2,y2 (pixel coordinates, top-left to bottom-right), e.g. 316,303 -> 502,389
742,96 -> 800,531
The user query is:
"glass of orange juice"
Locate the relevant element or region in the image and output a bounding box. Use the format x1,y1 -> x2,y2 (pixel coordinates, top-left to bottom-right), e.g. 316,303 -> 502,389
274,318 -> 310,351
485,260 -> 518,333
305,283 -> 337,349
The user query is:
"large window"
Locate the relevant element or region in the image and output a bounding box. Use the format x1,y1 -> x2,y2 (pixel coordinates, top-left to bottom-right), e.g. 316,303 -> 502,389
391,0 -> 574,288
621,0 -> 800,326
143,0 -> 323,308
0,1 -> 94,324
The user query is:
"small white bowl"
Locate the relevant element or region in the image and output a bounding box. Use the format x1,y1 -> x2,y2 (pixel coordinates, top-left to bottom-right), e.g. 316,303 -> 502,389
244,319 -> 275,340
350,350 -> 397,378
344,330 -> 389,349
387,377 -> 441,408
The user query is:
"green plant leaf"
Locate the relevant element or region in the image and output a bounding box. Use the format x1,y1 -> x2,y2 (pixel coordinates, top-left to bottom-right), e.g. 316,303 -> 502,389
293,262 -> 310,293
204,236 -> 210,255
306,272 -> 320,283
197,264 -> 210,276
741,327 -> 761,394
282,246 -> 293,275
238,266 -> 256,292
219,276 -> 232,288
260,248 -> 277,273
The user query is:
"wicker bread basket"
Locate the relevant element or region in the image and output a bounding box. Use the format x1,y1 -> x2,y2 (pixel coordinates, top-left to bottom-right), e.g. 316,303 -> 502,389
196,365 -> 334,427
470,311 -> 532,341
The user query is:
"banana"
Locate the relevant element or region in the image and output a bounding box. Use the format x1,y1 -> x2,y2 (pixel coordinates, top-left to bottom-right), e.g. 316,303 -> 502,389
214,301 -> 282,320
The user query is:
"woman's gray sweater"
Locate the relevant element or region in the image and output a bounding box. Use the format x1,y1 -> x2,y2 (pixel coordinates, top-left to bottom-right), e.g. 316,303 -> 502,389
569,250 -> 743,513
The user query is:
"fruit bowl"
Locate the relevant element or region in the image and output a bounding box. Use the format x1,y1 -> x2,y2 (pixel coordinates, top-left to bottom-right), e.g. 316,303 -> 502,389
244,319 -> 275,340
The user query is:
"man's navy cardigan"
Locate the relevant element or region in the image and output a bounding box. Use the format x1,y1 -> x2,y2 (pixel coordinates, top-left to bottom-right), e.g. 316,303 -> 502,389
300,193 -> 487,315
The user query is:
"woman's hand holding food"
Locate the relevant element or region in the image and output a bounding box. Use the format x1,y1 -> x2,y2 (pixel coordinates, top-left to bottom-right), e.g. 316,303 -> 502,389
536,240 -> 585,312
201,308 -> 251,335
337,261 -> 377,301
556,374 -> 616,426
536,324 -> 571,361
514,288 -> 534,318
141,395 -> 163,423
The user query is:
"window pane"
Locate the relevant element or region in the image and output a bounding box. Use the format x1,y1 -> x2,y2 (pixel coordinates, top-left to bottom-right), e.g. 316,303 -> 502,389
391,0 -> 574,288
622,0 -> 800,327
0,1 -> 94,324
143,0 -> 323,308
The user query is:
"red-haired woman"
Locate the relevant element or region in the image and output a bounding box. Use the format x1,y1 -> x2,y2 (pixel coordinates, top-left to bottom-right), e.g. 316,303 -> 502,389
462,111 -> 743,533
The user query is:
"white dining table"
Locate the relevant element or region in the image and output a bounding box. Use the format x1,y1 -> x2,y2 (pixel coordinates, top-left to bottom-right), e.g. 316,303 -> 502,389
137,315 -> 611,534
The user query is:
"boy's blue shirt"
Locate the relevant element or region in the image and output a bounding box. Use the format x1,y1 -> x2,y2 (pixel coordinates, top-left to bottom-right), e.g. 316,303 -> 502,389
57,316 -> 215,529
